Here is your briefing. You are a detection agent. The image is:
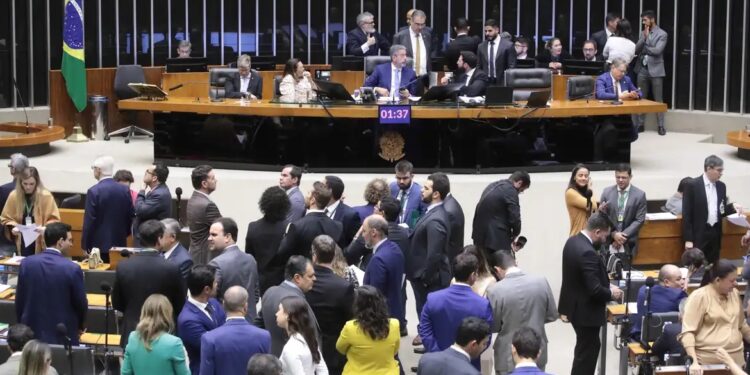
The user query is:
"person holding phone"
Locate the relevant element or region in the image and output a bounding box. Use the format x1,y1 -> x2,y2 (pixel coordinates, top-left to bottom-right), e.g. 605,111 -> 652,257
565,164 -> 600,237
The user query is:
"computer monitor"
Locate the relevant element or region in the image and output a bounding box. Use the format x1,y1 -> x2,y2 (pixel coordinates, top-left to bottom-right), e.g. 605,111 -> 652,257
641,312 -> 680,343
515,58 -> 536,69
165,57 -> 208,73
419,83 -> 463,102
49,344 -> 95,375
485,86 -> 515,106
562,59 -> 606,76
331,56 -> 364,71
525,90 -> 551,108
313,80 -> 355,102
249,55 -> 277,71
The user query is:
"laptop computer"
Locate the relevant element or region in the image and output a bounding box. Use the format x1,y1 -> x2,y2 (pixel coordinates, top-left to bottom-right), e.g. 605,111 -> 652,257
419,83 -> 463,102
312,80 -> 355,102
525,90 -> 551,108
484,86 -> 515,106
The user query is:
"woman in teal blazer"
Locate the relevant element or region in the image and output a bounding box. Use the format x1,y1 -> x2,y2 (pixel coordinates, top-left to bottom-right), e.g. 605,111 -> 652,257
121,294 -> 190,375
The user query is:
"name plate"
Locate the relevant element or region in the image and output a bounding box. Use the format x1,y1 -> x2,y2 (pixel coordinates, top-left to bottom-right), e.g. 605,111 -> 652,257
379,105 -> 411,125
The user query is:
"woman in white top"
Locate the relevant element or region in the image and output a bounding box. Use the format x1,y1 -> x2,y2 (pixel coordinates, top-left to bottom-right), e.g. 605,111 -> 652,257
277,296 -> 329,375
279,58 -> 318,103
602,18 -> 636,64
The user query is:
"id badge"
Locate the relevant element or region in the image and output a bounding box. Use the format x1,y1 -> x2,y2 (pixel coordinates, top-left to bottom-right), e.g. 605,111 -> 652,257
617,213 -> 624,222
24,216 -> 32,225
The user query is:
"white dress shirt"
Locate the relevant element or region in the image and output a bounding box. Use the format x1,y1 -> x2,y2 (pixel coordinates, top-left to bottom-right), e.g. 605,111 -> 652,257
280,333 -> 329,375
463,67 -> 476,86
410,29 -> 428,76
602,36 -> 636,63
187,295 -> 213,321
703,174 -> 718,225
163,242 -> 179,260
240,75 -> 250,93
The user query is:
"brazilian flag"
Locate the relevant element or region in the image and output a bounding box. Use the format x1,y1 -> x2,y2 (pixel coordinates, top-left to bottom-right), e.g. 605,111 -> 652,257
62,0 -> 87,112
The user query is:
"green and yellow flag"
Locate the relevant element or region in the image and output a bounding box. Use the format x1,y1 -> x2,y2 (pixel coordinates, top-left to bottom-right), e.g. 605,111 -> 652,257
62,0 -> 87,112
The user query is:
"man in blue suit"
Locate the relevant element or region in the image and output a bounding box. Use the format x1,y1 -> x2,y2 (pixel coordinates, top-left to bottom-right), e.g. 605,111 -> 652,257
629,264 -> 686,340
595,57 -> 642,101
133,163 -> 173,246
417,317 -> 490,375
508,327 -> 554,375
178,265 -> 226,375
389,160 -> 424,229
200,286 -> 271,375
364,44 -> 418,99
83,156 -> 135,263
419,252 -> 492,370
15,222 -> 88,345
363,215 -> 405,324
161,218 -> 194,282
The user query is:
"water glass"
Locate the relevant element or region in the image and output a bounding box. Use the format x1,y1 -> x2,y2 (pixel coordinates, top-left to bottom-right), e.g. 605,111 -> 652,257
353,89 -> 362,103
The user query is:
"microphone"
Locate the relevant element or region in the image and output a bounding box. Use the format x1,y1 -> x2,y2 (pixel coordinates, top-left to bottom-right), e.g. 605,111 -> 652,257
11,76 -> 30,134
645,276 -> 655,287
120,249 -> 131,258
644,276 -> 655,307
100,281 -> 112,293
399,76 -> 421,91
56,323 -> 71,348
175,187 -> 183,224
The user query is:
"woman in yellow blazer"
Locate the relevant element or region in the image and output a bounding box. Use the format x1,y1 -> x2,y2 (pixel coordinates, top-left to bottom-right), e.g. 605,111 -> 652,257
0,167 -> 60,255
565,164 -> 599,236
336,285 -> 400,375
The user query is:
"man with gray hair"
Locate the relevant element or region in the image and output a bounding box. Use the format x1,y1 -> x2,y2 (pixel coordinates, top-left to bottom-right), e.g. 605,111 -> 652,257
225,54 -> 263,99
364,44 -> 418,99
346,11 -> 390,56
160,218 -> 193,281
200,286 -> 271,375
682,155 -> 742,263
247,354 -> 282,375
595,57 -> 642,102
82,155 -> 134,262
176,40 -> 191,58
0,153 -> 28,255
393,9 -> 432,77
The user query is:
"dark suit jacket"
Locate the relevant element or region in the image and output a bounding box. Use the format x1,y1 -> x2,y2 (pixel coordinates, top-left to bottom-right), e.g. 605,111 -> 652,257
352,204 -> 375,222
208,245 -> 259,319
417,347 -> 480,375
443,194 -> 465,262
187,191 -> 222,266
177,298 -> 227,374
393,28 -> 432,72
595,72 -> 642,101
651,322 -> 684,359
0,182 -> 15,247
389,181 -> 425,228
477,37 -> 517,85
224,70 -> 263,99
472,180 -> 521,252
200,318 -> 271,375
16,249 -> 88,345
454,69 -> 489,97
330,202 -> 361,248
305,265 -> 354,375
245,217 -> 287,294
363,62 -> 418,96
255,281 -> 319,356
166,243 -> 193,281
363,240 -> 405,321
276,212 -> 344,264
591,29 -> 611,59
682,175 -> 736,248
558,233 -> 612,327
133,184 -> 172,246
345,221 -> 410,269
346,27 -> 390,56
445,34 -> 482,71
82,178 -> 134,254
112,250 -> 186,347
408,205 -> 452,287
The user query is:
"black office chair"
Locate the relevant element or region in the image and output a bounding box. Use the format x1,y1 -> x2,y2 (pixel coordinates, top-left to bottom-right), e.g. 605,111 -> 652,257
208,67 -> 239,101
60,194 -> 82,209
567,76 -> 595,100
83,270 -> 116,294
274,75 -> 283,99
363,56 -> 414,78
109,65 -> 154,143
504,68 -> 552,101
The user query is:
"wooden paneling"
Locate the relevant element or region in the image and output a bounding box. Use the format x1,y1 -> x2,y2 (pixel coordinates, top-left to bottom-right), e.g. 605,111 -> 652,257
330,71 -> 366,93
59,208 -> 86,258
162,72 -> 211,99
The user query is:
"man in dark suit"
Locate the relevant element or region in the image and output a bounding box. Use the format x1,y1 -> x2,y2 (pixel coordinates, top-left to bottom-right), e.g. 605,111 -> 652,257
346,11 -> 390,56
255,256 -> 319,356
178,265 -> 227,374
187,164 -> 222,266
409,173 -> 453,346
324,176 -> 361,247
276,181 -> 343,263
591,13 -> 620,60
472,171 -> 530,258
200,286 -> 271,375
440,51 -> 489,97
246,186 -> 290,295
595,58 -> 642,101
224,54 -> 263,99
0,154 -> 27,256
362,215 -> 405,324
306,235 -> 354,375
280,164 -> 306,223
113,220 -> 186,348
15,222 -> 87,346
629,264 -> 686,340
477,19 -> 516,85
437,175 -> 465,263
346,196 -> 410,269
364,44 -> 418,98
445,17 -> 481,72
160,218 -> 193,281
392,9 -> 431,77
83,156 -> 134,263
389,160 -> 424,229
508,327 -> 555,375
581,40 -> 604,62
133,163 -> 172,247
599,163 -> 647,258
208,217 -> 259,319
419,253 -> 493,370
682,155 -> 740,263
558,213 -> 623,375
417,317 -> 489,375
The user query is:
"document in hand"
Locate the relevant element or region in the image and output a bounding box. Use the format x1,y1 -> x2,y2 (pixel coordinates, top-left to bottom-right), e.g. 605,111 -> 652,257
15,224 -> 40,247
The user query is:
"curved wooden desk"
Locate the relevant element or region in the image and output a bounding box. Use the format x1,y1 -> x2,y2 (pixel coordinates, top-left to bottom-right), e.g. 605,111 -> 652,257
727,130 -> 750,160
0,122 -> 66,157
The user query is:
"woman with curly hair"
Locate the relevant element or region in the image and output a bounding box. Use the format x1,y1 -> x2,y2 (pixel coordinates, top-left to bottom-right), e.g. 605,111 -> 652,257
353,178 -> 390,222
246,186 -> 291,294
336,285 -> 400,374
277,296 -> 329,375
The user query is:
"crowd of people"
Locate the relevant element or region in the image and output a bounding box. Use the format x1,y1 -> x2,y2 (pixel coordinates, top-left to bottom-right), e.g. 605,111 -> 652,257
1,149 -> 750,375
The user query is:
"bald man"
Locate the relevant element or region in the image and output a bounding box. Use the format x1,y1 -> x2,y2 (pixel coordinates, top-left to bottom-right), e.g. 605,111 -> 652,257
630,264 -> 687,339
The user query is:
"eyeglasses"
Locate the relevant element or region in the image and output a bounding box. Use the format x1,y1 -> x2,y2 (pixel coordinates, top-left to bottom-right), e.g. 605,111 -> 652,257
145,170 -> 154,175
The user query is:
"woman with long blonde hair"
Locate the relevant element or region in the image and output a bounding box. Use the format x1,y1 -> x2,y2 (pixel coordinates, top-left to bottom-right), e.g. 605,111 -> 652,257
0,167 -> 60,255
18,339 -> 55,375
121,294 -> 190,375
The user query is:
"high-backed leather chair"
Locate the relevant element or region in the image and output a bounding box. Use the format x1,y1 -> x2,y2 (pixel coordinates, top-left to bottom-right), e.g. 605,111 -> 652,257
364,56 -> 415,78
209,67 -> 239,100
504,68 -> 552,101
566,76 -> 595,100
110,65 -> 153,143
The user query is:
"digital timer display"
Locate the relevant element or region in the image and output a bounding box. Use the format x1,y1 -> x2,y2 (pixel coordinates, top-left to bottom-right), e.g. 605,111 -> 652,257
378,105 -> 411,125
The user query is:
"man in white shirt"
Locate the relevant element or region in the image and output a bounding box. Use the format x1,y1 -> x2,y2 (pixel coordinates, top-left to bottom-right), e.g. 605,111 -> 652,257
582,40 -> 601,62
477,19 -> 516,85
440,51 -> 489,97
224,54 -> 262,99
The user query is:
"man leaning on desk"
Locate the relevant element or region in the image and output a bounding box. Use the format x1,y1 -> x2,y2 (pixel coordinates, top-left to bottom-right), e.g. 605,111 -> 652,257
364,44 -> 417,100
224,54 -> 263,100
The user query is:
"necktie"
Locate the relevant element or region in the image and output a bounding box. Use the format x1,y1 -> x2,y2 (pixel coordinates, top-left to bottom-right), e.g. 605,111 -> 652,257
415,33 -> 422,76
488,41 -> 496,78
617,190 -> 628,222
393,69 -> 401,100
205,303 -> 216,324
398,189 -> 408,222
615,80 -> 622,98
465,73 -> 471,87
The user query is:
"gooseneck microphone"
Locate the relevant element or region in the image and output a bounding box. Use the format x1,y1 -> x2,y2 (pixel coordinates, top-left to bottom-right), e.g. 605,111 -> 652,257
11,76 -> 30,134
56,323 -> 74,375
175,187 -> 183,225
